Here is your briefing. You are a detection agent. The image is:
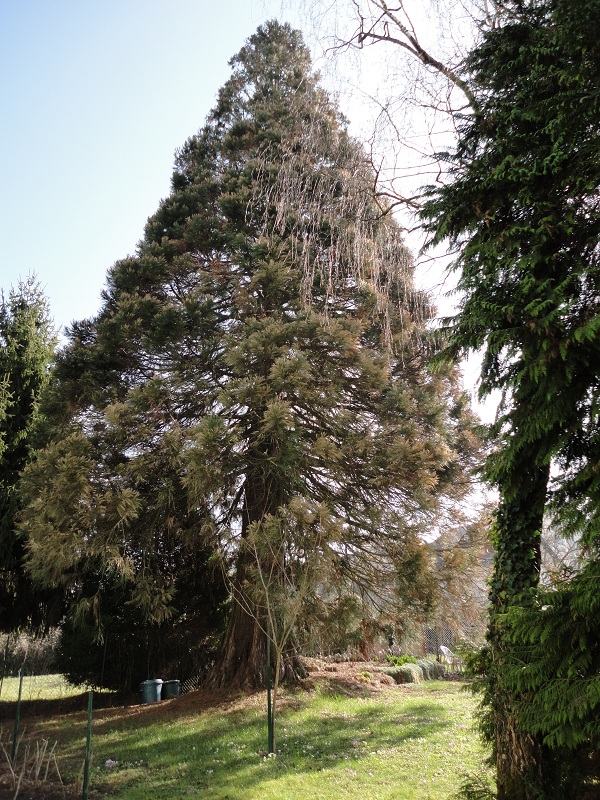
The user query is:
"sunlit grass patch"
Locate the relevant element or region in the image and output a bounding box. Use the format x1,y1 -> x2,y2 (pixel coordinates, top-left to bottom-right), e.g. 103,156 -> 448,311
24,680 -> 491,800
0,673 -> 87,702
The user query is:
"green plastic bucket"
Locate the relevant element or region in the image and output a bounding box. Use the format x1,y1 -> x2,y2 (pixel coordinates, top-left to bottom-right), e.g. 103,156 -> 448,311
162,680 -> 180,699
140,679 -> 163,703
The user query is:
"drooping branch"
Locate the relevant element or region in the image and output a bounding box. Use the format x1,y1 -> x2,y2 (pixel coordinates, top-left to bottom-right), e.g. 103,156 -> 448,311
249,86 -> 431,341
349,0 -> 479,111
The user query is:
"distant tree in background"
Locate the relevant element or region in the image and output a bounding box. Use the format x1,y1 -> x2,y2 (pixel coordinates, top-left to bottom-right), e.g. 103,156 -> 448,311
0,277 -> 60,634
20,21 -> 481,691
426,510 -> 493,652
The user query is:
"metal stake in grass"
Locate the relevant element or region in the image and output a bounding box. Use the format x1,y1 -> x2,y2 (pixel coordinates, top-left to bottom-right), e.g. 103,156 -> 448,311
266,635 -> 274,754
11,669 -> 23,763
82,690 -> 93,800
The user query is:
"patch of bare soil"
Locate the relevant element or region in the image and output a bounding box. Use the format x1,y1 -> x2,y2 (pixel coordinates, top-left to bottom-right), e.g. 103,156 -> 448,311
0,773 -> 81,800
298,657 -> 395,696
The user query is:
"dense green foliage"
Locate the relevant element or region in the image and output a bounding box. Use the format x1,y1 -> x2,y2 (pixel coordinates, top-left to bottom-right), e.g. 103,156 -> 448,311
385,653 -> 419,666
19,22 -> 479,690
423,0 -> 600,796
462,559 -> 600,796
501,562 -> 600,789
0,277 -> 59,632
53,556 -> 227,691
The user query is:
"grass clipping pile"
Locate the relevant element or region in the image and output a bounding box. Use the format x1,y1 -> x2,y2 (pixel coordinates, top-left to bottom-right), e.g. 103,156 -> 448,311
301,658 -> 398,693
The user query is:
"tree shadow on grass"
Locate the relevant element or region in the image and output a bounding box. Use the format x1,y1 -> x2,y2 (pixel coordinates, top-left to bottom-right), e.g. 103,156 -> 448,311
0,675 -> 470,799
0,690 -> 126,721
66,690 -> 458,799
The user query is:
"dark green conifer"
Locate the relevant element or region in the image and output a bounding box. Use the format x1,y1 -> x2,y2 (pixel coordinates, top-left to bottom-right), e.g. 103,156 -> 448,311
0,277 -> 59,631
423,1 -> 600,796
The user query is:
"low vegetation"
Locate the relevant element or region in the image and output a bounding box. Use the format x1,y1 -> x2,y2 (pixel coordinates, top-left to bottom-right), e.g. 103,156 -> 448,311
0,664 -> 491,800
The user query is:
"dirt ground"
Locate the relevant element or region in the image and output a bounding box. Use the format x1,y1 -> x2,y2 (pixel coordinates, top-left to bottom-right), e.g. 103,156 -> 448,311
0,659 -> 451,799
0,776 -> 80,800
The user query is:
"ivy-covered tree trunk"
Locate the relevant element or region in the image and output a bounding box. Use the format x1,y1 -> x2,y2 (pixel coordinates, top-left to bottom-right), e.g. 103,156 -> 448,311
488,446 -> 550,799
480,363 -> 554,800
493,712 -> 544,800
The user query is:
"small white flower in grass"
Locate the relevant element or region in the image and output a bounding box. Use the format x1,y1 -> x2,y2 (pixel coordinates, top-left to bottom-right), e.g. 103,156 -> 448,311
105,759 -> 118,769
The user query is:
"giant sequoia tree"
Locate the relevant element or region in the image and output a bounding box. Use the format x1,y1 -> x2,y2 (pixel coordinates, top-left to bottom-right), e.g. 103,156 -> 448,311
422,1 -> 600,797
20,22 -> 479,689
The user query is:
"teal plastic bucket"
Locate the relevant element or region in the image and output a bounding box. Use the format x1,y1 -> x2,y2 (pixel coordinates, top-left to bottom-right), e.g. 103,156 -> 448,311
140,679 -> 163,703
162,680 -> 180,699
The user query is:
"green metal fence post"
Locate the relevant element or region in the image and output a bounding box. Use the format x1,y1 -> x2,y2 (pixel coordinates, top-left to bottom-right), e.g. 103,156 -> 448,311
11,670 -> 23,763
82,690 -> 93,800
266,635 -> 274,753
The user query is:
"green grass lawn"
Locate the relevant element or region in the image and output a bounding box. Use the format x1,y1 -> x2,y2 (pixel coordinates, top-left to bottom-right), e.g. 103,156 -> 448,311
0,672 -> 87,702
3,676 -> 491,800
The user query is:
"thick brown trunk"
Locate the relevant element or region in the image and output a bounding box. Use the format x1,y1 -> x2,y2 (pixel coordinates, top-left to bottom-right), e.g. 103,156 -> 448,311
206,594 -> 268,689
206,592 -> 306,689
206,459 -> 307,689
490,444 -> 550,800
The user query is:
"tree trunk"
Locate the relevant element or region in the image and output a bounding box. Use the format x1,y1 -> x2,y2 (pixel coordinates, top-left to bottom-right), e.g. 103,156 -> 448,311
490,615 -> 548,800
489,449 -> 550,800
206,590 -> 268,690
205,472 -> 303,689
206,594 -> 307,689
206,585 -> 308,690
495,706 -> 546,800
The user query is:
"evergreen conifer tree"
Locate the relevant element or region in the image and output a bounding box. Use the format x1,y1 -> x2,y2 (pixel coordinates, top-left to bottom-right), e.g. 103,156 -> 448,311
422,1 -> 600,796
0,277 -> 59,632
21,21 -> 479,689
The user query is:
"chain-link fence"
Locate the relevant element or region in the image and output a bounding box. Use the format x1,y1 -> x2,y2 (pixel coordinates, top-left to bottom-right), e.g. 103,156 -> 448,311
0,632 -> 60,684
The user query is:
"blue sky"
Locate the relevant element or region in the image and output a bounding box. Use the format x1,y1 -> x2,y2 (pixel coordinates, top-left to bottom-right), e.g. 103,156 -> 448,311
0,0 -> 446,331
1,0 -> 289,334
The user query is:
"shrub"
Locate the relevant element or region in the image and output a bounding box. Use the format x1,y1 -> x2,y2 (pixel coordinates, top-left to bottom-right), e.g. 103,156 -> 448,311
0,632 -> 60,677
417,658 -> 446,680
385,653 -> 419,667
